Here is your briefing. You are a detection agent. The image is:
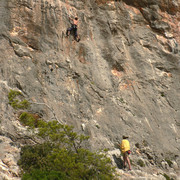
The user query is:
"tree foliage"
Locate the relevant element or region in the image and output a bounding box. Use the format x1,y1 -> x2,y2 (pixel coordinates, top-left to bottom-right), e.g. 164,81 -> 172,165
8,89 -> 116,179
19,112 -> 40,128
18,120 -> 116,180
8,89 -> 30,109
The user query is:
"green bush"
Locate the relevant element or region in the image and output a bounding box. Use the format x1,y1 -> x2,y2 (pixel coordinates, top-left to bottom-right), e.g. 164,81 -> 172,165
137,159 -> 145,167
160,92 -> 165,97
95,124 -> 100,129
9,90 -> 116,179
18,120 -> 116,180
19,112 -> 41,128
163,173 -> 172,180
165,159 -> 173,167
119,98 -> 125,103
22,169 -> 67,180
142,140 -> 148,147
8,90 -> 30,109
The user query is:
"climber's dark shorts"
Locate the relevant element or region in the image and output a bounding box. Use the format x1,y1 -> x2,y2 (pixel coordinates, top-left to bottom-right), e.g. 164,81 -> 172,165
67,24 -> 77,37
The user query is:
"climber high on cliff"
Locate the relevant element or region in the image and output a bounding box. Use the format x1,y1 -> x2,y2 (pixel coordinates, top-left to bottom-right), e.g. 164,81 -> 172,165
66,16 -> 80,42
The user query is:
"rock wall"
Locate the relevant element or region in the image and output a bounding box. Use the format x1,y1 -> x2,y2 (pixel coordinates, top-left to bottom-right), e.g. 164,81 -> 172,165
0,0 -> 180,179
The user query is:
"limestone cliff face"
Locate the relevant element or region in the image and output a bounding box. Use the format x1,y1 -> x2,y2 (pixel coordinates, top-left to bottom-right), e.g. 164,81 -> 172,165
0,0 -> 180,179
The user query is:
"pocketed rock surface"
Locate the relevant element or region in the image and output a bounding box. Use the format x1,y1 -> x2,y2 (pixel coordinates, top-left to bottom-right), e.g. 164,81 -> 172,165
0,0 -> 180,179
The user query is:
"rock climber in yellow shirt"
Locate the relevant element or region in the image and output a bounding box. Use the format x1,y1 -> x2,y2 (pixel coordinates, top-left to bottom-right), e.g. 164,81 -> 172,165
120,135 -> 132,171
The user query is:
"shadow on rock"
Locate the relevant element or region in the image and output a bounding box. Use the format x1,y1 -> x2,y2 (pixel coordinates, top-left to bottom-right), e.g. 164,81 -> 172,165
113,154 -> 124,169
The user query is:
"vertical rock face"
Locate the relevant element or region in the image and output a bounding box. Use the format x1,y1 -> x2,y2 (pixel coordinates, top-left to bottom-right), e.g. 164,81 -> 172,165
0,0 -> 180,179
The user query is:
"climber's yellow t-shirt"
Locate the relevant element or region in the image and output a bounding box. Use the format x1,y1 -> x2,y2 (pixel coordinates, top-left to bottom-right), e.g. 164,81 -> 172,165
120,139 -> 130,153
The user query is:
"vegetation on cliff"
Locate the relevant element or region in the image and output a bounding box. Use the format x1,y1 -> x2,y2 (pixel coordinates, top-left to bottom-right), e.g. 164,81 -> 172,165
8,90 -> 116,180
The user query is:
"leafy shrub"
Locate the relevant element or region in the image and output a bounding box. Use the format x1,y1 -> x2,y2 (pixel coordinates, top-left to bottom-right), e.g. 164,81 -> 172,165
9,90 -> 116,179
142,140 -> 148,147
165,159 -> 173,167
119,98 -> 125,103
18,120 -> 116,180
163,173 -> 172,180
95,124 -> 100,129
22,169 -> 67,180
137,159 -> 145,167
19,112 -> 41,128
160,92 -> 165,97
8,90 -> 30,109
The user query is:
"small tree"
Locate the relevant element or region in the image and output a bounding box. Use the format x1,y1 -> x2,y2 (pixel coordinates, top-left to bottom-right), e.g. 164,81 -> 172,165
8,90 -> 30,109
18,120 -> 116,180
7,90 -> 116,179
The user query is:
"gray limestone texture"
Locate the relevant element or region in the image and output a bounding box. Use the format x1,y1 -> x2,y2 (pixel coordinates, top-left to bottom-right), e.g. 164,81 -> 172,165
0,0 -> 180,179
